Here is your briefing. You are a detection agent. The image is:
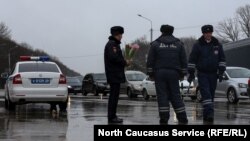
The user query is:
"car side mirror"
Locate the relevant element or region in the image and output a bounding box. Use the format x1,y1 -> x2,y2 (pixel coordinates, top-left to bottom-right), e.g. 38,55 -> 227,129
1,72 -> 9,79
222,75 -> 228,80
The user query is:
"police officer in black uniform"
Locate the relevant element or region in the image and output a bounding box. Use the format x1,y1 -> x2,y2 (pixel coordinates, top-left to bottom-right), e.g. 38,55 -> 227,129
188,25 -> 226,123
104,26 -> 130,123
147,25 -> 188,124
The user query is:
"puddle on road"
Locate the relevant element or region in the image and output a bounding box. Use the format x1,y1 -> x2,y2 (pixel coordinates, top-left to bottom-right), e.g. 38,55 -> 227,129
0,97 -> 249,141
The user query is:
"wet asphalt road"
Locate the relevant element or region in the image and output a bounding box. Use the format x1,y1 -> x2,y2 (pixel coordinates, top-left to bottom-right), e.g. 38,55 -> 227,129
0,91 -> 250,141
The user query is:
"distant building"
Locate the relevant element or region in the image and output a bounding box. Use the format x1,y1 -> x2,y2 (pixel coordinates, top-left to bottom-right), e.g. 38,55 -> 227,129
223,38 -> 250,69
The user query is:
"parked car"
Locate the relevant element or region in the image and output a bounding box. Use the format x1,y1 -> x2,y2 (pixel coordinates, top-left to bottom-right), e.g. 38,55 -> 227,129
120,71 -> 147,98
3,56 -> 68,111
141,76 -> 195,100
196,67 -> 250,103
75,75 -> 84,83
67,77 -> 82,95
82,73 -> 110,96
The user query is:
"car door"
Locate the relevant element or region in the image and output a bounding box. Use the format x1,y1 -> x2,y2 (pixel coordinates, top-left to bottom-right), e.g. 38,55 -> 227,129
216,72 -> 229,98
119,74 -> 128,94
120,79 -> 127,94
83,75 -> 91,92
89,75 -> 95,91
145,77 -> 156,95
143,77 -> 150,93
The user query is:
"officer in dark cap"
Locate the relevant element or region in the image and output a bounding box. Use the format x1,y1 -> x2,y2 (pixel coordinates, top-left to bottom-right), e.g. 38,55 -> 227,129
188,25 -> 226,123
147,24 -> 188,125
104,26 -> 130,123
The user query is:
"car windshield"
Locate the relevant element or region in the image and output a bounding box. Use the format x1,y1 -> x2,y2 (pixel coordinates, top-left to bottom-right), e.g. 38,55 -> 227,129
19,63 -> 59,73
93,74 -> 106,80
67,78 -> 81,85
126,73 -> 146,81
227,68 -> 250,78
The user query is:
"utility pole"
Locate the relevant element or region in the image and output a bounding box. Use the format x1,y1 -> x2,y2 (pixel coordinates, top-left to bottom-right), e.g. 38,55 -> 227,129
138,14 -> 153,42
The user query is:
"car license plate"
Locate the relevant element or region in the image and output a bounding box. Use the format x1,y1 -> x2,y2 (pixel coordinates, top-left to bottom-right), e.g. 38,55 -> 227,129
31,78 -> 50,84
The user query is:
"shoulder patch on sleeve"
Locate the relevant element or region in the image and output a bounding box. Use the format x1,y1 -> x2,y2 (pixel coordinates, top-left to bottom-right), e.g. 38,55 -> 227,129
112,46 -> 117,53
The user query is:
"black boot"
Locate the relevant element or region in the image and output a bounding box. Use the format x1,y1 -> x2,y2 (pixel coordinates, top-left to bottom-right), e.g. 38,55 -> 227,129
178,119 -> 188,125
203,117 -> 214,124
176,112 -> 188,125
108,117 -> 123,124
159,112 -> 169,125
159,119 -> 168,125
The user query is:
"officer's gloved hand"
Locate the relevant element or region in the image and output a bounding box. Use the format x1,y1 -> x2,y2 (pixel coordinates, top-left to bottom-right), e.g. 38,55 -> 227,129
218,75 -> 223,82
218,72 -> 224,83
148,73 -> 155,81
126,59 -> 132,66
187,73 -> 195,84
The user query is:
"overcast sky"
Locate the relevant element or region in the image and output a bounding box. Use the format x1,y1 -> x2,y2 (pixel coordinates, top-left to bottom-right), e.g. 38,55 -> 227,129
0,0 -> 249,75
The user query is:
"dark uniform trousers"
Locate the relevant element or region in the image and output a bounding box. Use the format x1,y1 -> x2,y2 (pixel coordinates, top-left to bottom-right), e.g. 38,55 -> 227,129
188,36 -> 226,120
198,72 -> 217,119
155,69 -> 187,121
108,83 -> 121,119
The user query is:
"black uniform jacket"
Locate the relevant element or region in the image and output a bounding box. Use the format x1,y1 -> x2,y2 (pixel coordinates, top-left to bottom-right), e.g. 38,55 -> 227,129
104,36 -> 126,83
147,35 -> 188,76
188,36 -> 226,74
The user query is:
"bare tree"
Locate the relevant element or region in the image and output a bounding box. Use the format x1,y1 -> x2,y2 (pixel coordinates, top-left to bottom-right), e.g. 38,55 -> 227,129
127,37 -> 150,73
236,4 -> 250,38
216,18 -> 240,42
180,37 -> 196,57
20,42 -> 33,50
0,22 -> 11,39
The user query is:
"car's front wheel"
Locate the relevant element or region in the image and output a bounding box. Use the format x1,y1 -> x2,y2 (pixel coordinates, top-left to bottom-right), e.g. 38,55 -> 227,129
227,88 -> 239,104
93,87 -> 99,96
127,88 -> 133,99
82,90 -> 88,96
103,92 -> 108,96
142,89 -> 150,100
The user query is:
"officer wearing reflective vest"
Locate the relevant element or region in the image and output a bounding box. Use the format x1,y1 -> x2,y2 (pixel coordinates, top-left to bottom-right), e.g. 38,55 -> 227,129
188,25 -> 226,123
147,25 -> 188,125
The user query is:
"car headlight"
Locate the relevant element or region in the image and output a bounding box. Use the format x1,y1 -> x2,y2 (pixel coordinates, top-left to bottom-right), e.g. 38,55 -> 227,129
67,86 -> 72,89
239,83 -> 248,88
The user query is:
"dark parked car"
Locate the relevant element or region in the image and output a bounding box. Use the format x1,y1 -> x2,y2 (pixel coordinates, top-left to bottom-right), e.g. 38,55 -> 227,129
82,73 -> 110,96
67,77 -> 82,95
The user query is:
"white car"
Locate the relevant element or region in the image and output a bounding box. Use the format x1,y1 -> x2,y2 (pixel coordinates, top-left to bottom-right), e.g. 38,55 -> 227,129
120,71 -> 146,98
196,67 -> 250,103
3,56 -> 68,111
142,76 -> 195,100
